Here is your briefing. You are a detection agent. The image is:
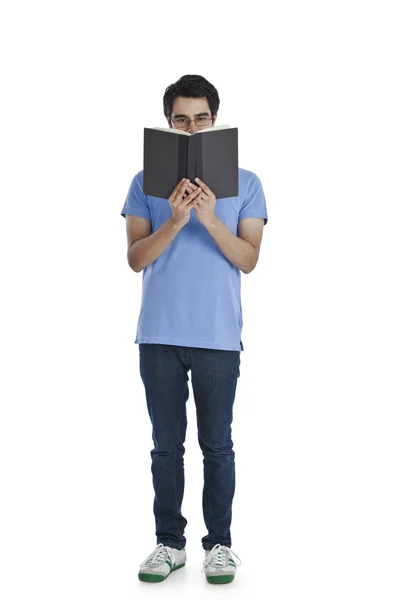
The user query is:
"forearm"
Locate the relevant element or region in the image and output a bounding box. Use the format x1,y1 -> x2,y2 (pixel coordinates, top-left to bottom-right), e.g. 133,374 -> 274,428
128,217 -> 183,272
203,216 -> 256,274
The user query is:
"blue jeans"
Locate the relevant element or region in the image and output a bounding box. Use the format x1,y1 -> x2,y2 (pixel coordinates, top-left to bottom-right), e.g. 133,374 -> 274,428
138,343 -> 241,551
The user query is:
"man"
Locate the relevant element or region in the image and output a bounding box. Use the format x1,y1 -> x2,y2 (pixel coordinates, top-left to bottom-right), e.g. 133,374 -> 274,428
121,74 -> 268,584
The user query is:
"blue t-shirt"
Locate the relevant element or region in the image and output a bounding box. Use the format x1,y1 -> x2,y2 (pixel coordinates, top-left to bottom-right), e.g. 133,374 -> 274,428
121,168 -> 268,351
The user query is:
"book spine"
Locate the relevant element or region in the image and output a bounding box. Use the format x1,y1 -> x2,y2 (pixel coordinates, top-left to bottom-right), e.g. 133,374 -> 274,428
194,133 -> 203,183
187,135 -> 196,182
178,136 -> 188,181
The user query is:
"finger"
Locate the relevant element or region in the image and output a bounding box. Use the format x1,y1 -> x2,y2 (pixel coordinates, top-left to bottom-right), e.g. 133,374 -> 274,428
183,187 -> 202,204
185,184 -> 197,196
183,184 -> 201,197
193,187 -> 203,198
173,182 -> 192,205
170,180 -> 185,203
180,180 -> 192,196
194,177 -> 211,194
178,179 -> 188,193
177,178 -> 188,191
189,196 -> 200,208
183,185 -> 198,199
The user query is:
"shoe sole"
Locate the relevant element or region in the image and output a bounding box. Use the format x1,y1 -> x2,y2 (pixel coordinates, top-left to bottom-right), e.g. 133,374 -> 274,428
138,561 -> 185,583
206,574 -> 235,584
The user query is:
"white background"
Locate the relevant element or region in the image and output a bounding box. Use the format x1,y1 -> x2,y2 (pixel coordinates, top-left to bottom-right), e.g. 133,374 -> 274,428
1,0 -> 399,598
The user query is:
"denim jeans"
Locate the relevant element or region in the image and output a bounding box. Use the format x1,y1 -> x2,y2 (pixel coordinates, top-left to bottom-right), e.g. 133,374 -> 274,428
138,343 -> 241,551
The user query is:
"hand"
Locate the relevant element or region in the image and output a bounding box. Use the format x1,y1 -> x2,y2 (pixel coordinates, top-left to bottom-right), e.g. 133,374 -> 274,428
188,177 -> 217,226
169,178 -> 202,227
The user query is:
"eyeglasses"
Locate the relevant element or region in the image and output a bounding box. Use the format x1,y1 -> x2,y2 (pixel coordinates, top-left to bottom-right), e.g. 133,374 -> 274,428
170,116 -> 213,129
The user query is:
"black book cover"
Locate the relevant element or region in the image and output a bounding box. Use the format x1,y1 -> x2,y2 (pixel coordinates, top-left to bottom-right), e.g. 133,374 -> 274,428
143,126 -> 238,199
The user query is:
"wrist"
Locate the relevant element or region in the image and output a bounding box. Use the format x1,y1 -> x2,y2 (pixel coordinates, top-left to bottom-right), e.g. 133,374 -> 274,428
168,216 -> 185,231
203,214 -> 218,229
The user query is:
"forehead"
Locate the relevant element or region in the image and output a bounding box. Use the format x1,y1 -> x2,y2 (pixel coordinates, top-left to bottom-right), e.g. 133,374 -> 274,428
171,96 -> 210,116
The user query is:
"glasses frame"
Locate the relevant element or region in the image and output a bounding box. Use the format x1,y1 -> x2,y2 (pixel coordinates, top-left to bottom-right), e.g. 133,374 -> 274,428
170,115 -> 214,129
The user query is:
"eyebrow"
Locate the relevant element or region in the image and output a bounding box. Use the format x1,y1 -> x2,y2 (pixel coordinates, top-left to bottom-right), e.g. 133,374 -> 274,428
172,112 -> 210,118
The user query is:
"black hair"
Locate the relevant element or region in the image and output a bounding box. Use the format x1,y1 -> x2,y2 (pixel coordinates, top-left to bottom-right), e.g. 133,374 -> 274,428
163,74 -> 220,124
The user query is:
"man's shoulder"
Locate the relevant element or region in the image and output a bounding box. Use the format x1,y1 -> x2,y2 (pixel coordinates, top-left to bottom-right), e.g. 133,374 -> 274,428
238,167 -> 262,199
238,167 -> 260,182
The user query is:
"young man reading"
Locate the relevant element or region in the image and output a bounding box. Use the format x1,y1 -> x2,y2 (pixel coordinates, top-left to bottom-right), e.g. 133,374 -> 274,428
121,74 -> 268,584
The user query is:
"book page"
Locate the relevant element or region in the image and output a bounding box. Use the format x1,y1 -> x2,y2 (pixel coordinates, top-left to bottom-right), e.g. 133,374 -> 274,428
193,124 -> 231,134
149,124 -> 232,135
150,127 -> 190,135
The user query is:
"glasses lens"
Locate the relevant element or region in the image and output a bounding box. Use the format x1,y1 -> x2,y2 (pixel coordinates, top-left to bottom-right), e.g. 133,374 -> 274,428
172,117 -> 189,128
195,117 -> 212,126
172,117 -> 212,128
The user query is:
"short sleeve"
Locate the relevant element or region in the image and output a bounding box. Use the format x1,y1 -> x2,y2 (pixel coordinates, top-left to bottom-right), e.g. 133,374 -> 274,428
239,173 -> 268,225
121,171 -> 151,220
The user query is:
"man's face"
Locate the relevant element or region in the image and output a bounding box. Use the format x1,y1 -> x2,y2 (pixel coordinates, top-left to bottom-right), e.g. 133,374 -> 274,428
168,96 -> 217,134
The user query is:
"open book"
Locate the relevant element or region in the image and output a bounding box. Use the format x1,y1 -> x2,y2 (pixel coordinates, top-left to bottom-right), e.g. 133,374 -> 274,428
143,124 -> 238,199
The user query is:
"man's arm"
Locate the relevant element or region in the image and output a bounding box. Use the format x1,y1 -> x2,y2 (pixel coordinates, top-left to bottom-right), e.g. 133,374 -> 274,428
203,216 -> 265,274
126,214 -> 183,272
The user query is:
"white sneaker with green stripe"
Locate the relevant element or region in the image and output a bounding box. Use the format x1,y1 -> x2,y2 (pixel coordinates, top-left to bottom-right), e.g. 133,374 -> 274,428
138,543 -> 186,582
202,544 -> 242,584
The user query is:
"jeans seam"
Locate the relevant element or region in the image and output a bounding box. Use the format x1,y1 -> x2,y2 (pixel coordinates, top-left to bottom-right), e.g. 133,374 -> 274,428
206,454 -> 212,537
174,388 -> 185,538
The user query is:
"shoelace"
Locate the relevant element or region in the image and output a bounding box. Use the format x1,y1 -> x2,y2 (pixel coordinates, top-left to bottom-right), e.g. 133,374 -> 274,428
202,544 -> 242,572
140,543 -> 175,568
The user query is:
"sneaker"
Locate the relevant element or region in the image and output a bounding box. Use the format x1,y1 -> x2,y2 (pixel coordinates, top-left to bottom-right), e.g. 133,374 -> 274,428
138,543 -> 186,583
202,543 -> 242,584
